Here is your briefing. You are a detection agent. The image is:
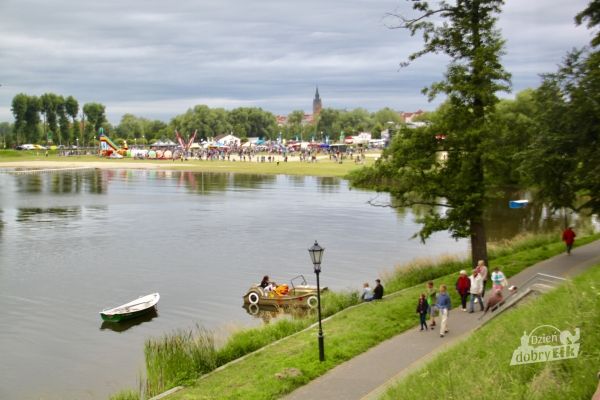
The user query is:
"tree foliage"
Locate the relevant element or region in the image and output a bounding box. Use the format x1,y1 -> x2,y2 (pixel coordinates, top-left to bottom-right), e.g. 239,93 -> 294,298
352,0 -> 511,266
520,7 -> 600,215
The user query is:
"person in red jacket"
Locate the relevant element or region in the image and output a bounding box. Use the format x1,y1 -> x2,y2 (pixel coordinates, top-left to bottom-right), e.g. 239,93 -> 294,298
562,227 -> 576,255
455,270 -> 471,311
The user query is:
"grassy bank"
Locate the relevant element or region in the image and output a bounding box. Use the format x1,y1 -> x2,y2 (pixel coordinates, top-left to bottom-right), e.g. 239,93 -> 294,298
381,263 -> 600,400
112,232 -> 598,400
0,151 -> 376,178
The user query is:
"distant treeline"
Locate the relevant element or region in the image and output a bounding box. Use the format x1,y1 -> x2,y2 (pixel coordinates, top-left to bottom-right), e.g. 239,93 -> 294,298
3,92 -> 419,147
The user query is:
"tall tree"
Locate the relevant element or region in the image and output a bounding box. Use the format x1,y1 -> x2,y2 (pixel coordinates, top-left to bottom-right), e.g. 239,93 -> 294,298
287,110 -> 305,140
11,93 -> 29,145
317,108 -> 341,138
575,0 -> 600,47
82,102 -> 106,145
40,93 -> 61,144
350,0 -> 511,267
57,97 -> 70,146
24,96 -> 41,143
65,96 -> 79,145
338,108 -> 372,135
521,2 -> 600,216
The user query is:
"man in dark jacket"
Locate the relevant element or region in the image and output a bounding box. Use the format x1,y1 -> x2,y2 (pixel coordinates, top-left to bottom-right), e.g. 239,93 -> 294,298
373,279 -> 384,300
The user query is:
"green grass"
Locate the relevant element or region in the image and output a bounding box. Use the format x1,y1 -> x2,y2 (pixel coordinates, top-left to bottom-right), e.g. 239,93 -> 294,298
140,290 -> 361,398
156,233 -> 599,400
144,325 -> 219,396
380,264 -> 600,400
0,151 -> 375,178
109,389 -> 140,400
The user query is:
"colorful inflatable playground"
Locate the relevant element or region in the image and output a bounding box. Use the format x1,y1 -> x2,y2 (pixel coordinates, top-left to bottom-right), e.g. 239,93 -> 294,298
98,129 -> 197,160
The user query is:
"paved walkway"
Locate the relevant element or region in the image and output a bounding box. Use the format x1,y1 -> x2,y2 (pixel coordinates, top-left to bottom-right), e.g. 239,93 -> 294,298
283,240 -> 600,400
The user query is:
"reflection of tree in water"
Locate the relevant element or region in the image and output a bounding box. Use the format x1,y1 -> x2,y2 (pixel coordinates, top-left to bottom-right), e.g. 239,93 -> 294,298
15,174 -> 43,193
176,172 -> 276,195
0,210 -> 4,237
86,170 -> 106,194
232,173 -> 275,189
51,173 -> 75,194
13,170 -> 104,195
390,189 -> 594,242
315,177 -> 341,193
285,175 -> 307,187
16,207 -> 81,223
483,190 -> 573,241
243,304 -> 310,324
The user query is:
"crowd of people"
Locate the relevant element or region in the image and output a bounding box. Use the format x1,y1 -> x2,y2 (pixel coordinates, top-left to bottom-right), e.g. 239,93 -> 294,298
359,261 -> 515,338
259,228 -> 577,339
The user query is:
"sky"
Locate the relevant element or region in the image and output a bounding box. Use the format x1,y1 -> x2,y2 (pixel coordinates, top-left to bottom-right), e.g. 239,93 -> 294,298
0,0 -> 594,124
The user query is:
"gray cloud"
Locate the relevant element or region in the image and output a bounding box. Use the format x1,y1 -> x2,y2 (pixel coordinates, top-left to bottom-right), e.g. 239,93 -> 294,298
0,0 -> 592,124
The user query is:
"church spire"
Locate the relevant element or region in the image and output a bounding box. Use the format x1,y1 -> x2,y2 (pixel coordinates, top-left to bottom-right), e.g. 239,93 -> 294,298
313,85 -> 322,116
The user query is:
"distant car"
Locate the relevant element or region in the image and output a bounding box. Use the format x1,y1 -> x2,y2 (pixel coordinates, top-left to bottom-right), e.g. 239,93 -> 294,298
18,144 -> 36,150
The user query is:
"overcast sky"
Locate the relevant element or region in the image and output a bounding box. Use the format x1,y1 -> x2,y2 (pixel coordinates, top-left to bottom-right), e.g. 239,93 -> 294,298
0,0 -> 594,124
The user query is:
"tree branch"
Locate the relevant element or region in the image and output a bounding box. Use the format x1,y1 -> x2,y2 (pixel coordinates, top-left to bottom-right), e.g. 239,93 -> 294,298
384,8 -> 450,29
367,197 -> 453,209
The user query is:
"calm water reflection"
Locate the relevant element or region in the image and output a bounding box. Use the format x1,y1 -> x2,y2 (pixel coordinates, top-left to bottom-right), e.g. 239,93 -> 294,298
0,169 -> 592,400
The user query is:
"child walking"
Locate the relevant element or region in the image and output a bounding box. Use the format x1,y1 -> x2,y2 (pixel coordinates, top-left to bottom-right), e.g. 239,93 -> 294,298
426,280 -> 437,327
416,293 -> 429,331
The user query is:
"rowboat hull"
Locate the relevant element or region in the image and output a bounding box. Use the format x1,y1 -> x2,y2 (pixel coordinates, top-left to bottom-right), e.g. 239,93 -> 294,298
100,293 -> 160,322
100,307 -> 155,322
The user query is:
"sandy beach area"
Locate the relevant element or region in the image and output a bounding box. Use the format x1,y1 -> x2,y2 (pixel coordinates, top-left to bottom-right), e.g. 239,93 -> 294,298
0,153 -> 381,172
0,160 -> 179,170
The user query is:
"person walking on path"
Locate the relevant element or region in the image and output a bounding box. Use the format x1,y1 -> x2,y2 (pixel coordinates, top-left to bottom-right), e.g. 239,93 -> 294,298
490,267 -> 508,292
435,285 -> 451,337
455,270 -> 471,311
562,226 -> 576,255
468,269 -> 484,313
372,279 -> 384,300
476,260 -> 489,298
416,293 -> 429,331
426,281 -> 437,327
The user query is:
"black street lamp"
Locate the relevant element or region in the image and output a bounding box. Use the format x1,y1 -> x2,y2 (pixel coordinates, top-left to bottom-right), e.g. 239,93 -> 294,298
308,240 -> 325,361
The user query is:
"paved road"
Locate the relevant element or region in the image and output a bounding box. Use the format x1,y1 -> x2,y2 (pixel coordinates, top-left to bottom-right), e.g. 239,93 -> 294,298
283,240 -> 600,400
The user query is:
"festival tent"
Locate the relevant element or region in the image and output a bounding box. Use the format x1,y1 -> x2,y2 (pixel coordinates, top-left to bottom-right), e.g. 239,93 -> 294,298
151,139 -> 177,147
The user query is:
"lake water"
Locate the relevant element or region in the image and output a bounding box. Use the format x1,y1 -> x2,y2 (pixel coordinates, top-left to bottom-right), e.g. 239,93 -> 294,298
0,168 -> 584,399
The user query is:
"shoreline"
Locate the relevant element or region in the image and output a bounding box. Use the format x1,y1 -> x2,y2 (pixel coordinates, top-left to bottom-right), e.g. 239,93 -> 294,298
0,154 -> 378,177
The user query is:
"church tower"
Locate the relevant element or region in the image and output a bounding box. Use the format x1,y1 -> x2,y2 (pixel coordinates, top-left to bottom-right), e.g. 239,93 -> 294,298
312,86 -> 322,116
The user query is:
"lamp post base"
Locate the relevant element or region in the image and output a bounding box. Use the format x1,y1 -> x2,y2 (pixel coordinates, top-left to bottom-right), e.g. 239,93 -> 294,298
318,332 -> 325,362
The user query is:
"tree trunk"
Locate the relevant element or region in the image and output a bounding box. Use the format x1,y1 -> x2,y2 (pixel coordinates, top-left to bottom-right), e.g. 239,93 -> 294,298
469,219 -> 488,269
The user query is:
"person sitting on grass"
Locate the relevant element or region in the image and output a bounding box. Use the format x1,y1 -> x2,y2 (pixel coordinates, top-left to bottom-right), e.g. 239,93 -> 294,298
372,279 -> 384,300
361,282 -> 374,302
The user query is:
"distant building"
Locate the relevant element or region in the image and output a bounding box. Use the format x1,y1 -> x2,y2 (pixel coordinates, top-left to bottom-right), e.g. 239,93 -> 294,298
313,86 -> 322,116
276,115 -> 288,126
277,88 -> 322,126
400,110 -> 425,123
